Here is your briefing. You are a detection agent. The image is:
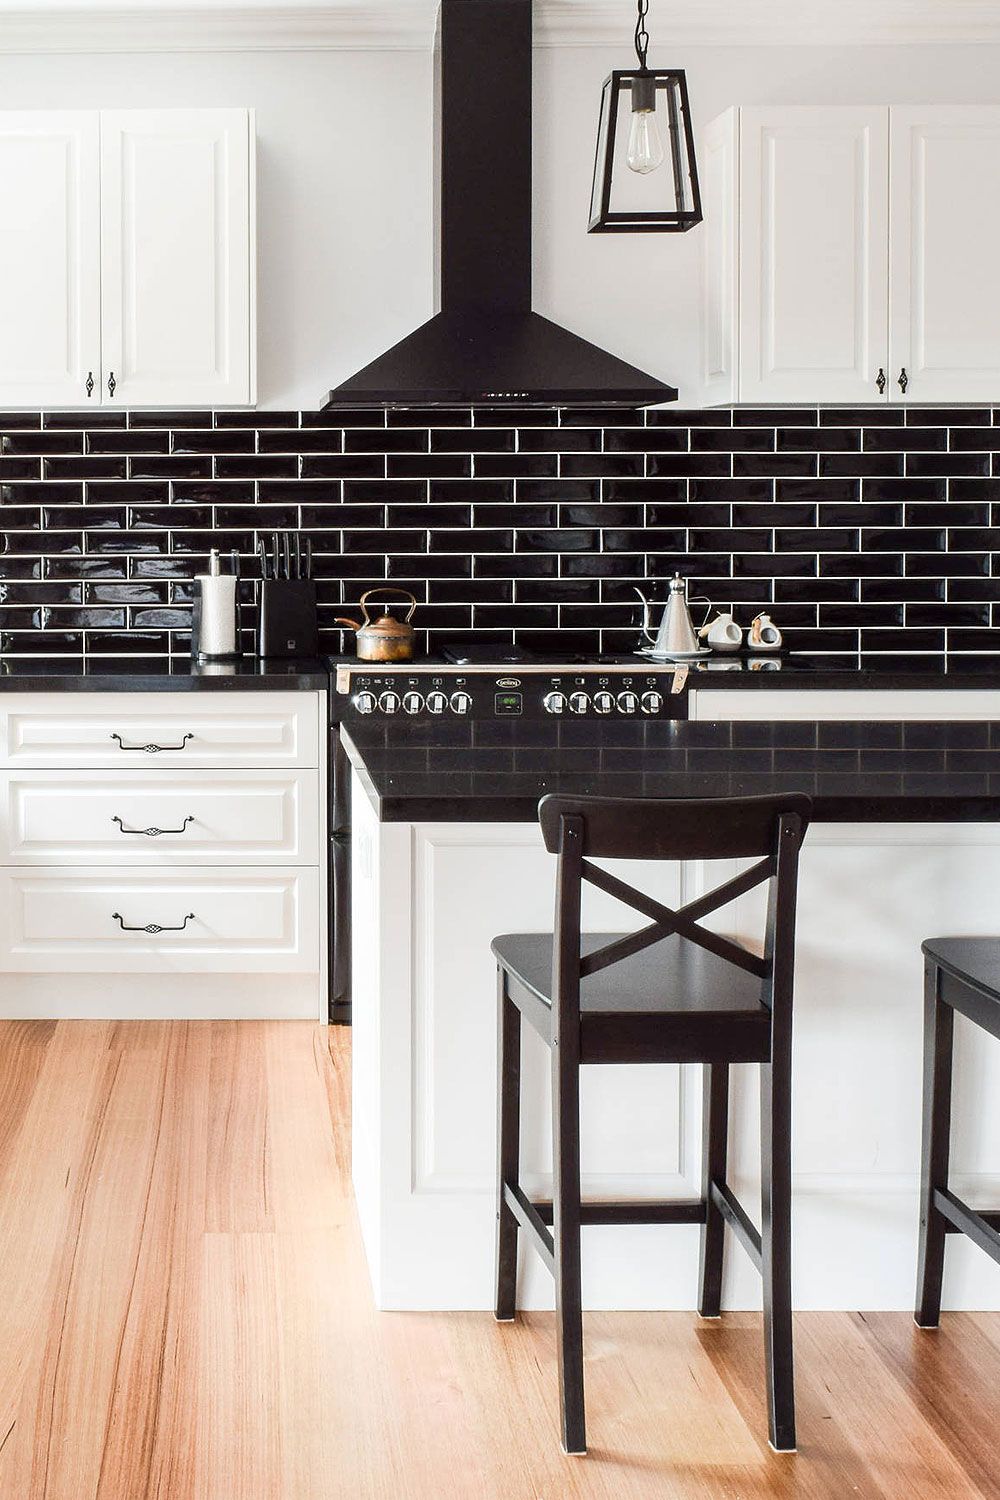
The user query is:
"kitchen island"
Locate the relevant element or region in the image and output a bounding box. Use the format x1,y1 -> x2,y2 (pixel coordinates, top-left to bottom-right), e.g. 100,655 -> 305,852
346,692 -> 1000,1314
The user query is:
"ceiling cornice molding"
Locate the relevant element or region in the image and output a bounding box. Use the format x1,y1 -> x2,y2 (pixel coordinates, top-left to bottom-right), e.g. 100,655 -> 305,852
3,0 -> 1000,55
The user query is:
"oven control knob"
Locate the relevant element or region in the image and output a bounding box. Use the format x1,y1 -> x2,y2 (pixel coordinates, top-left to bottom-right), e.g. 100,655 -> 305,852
402,691 -> 424,715
378,691 -> 400,715
352,690 -> 376,715
543,691 -> 567,715
616,691 -> 638,715
640,690 -> 664,715
568,691 -> 590,715
426,690 -> 447,714
593,690 -> 614,715
450,691 -> 472,716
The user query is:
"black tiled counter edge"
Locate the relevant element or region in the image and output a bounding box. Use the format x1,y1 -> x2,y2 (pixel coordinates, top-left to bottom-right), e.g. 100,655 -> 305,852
341,718 -> 1000,824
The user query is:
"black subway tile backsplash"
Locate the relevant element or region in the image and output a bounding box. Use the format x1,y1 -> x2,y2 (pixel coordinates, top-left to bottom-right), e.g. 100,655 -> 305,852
0,402 -> 993,659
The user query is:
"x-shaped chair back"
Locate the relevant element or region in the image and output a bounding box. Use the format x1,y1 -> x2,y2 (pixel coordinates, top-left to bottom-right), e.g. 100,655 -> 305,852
537,792 -> 812,1034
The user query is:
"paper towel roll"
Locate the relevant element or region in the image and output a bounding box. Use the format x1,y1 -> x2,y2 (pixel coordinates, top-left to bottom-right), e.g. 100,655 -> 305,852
195,574 -> 238,657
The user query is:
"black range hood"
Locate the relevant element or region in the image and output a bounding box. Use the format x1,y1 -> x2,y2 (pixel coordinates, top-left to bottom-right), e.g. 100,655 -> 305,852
322,0 -> 678,410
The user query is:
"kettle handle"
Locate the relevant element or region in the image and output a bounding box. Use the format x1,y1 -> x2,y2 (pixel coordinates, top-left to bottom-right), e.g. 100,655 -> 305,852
687,595 -> 713,629
359,587 -> 418,625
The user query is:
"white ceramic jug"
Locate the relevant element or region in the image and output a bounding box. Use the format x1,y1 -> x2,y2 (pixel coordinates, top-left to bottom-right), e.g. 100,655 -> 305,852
749,612 -> 782,651
701,610 -> 743,654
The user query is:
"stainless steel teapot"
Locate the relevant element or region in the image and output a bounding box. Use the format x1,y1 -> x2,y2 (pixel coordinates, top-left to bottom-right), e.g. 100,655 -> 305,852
634,574 -> 711,659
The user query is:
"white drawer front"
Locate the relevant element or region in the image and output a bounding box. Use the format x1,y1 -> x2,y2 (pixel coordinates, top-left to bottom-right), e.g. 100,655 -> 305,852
1,771 -> 319,864
0,867 -> 320,972
0,692 -> 320,767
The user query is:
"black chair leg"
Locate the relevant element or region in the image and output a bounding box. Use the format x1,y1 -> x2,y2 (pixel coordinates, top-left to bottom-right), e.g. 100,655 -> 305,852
698,1062 -> 729,1318
552,1030 -> 585,1454
495,967 -> 521,1322
916,959 -> 954,1329
760,1057 -> 795,1452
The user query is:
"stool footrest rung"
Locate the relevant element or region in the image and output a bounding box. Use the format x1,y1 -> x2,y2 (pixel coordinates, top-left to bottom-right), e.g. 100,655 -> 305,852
503,1182 -> 555,1272
532,1198 -> 707,1228
710,1180 -> 763,1271
934,1188 -> 1000,1264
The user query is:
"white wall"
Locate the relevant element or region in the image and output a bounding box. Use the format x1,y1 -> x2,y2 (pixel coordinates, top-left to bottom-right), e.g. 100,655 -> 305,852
3,41 -> 1000,407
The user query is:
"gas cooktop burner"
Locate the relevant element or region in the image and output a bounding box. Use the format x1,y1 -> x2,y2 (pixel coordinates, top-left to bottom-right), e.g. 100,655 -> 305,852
439,644 -> 653,668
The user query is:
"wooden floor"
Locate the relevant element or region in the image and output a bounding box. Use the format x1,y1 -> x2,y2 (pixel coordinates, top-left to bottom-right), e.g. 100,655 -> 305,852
0,1020 -> 997,1499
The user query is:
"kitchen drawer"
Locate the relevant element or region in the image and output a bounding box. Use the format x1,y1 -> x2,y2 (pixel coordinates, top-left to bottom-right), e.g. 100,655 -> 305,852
0,692 -> 320,768
0,770 -> 319,864
0,866 -> 320,972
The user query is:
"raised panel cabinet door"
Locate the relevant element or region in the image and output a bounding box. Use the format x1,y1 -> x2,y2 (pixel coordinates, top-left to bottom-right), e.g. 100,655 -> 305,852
0,111 -> 101,408
739,107 -> 889,404
100,108 -> 254,407
890,107 -> 1000,402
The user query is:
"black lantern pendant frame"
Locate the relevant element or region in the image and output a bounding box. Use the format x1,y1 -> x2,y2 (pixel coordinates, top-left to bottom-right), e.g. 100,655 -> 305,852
588,0 -> 702,235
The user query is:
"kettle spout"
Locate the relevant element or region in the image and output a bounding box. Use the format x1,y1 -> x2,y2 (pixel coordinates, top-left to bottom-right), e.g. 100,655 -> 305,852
633,587 -> 656,645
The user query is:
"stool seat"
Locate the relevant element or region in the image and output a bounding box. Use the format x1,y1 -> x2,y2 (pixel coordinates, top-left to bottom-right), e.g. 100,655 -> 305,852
491,931 -> 772,1063
921,937 -> 1000,1003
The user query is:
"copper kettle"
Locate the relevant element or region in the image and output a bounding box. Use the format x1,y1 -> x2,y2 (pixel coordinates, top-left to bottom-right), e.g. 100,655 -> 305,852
335,588 -> 417,663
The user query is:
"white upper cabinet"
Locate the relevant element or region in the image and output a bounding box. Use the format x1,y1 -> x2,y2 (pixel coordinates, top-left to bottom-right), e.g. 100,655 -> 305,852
703,104 -> 1000,405
100,110 -> 254,407
738,107 -> 889,405
0,108 -> 255,408
0,113 -> 101,408
889,107 -> 1000,403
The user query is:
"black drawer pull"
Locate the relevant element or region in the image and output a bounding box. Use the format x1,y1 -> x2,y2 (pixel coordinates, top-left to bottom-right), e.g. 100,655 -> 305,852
111,911 -> 196,934
110,732 -> 194,754
112,815 -> 195,838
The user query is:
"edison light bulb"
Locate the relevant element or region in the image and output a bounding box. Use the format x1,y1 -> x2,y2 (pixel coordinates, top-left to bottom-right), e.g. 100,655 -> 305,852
626,104 -> 665,174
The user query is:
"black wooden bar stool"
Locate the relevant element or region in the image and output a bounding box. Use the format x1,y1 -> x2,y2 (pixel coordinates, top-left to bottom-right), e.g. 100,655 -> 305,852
916,938 -> 1000,1326
492,791 -> 811,1455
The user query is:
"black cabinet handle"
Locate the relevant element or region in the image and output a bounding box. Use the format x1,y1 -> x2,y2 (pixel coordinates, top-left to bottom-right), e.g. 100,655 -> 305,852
85,371 -> 94,398
876,367 -> 887,395
898,366 -> 909,395
111,911 -> 196,934
107,370 -> 117,398
112,814 -> 195,837
110,732 -> 193,753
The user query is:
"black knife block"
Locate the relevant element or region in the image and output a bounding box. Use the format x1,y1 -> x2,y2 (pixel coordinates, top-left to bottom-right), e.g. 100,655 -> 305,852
257,579 -> 319,658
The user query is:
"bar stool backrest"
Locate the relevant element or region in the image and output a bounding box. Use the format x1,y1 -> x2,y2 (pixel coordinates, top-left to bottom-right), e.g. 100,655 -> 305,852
536,792 -> 811,1033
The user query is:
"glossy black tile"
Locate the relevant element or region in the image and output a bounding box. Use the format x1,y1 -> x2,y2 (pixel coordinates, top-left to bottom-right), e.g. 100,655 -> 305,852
2,400 -> 998,662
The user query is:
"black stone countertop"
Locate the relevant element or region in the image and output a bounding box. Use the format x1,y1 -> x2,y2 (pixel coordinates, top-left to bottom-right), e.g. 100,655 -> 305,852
681,654 -> 1000,689
342,718 -> 1000,823
0,658 -> 330,693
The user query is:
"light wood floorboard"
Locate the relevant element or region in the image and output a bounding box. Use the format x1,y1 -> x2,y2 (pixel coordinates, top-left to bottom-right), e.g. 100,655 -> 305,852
0,1019 -> 996,1499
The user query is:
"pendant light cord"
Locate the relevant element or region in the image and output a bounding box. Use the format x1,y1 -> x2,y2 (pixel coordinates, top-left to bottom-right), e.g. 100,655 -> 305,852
634,0 -> 651,70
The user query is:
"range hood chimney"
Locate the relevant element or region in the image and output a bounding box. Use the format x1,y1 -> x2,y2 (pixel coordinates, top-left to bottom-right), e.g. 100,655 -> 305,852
322,0 -> 678,409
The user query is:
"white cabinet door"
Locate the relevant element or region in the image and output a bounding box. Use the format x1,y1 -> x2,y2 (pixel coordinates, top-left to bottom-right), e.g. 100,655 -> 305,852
100,109 -> 254,407
738,107 -> 889,405
0,112 -> 100,408
890,107 -> 1000,403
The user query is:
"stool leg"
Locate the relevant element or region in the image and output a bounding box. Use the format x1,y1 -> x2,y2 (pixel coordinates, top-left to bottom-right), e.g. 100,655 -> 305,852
915,959 -> 954,1329
698,1062 -> 729,1318
552,1033 -> 585,1454
761,1056 -> 795,1452
495,967 -> 521,1322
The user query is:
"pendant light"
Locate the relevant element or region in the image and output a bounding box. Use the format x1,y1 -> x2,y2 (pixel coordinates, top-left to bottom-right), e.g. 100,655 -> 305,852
588,0 -> 702,233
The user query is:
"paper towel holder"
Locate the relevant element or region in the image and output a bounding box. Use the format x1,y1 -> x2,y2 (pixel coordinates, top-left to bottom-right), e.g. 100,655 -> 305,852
191,549 -> 242,662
